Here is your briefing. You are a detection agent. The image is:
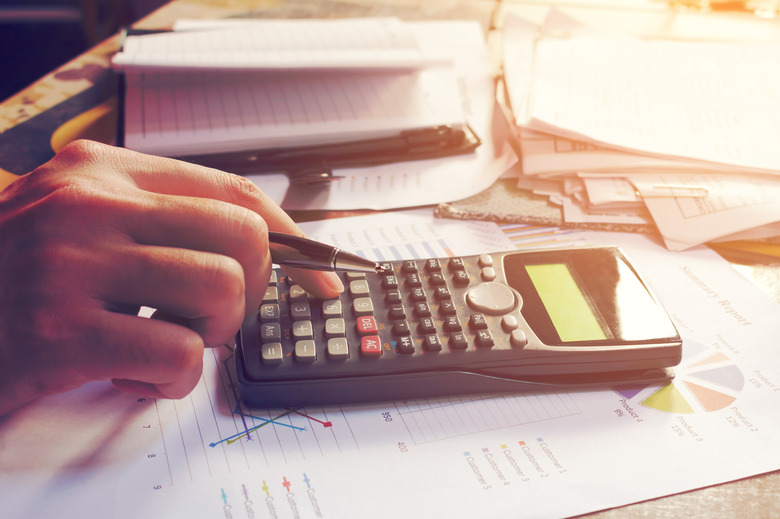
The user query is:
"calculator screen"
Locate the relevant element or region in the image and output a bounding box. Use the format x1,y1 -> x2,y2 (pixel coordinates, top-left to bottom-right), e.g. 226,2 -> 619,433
504,249 -> 678,346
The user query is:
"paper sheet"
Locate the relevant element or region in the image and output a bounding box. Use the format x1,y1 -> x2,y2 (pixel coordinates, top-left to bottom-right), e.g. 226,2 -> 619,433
3,209 -> 780,519
248,21 -> 517,211
632,174 -> 780,250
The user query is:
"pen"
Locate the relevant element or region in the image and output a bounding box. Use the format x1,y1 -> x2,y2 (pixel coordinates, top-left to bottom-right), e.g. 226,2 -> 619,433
268,232 -> 385,273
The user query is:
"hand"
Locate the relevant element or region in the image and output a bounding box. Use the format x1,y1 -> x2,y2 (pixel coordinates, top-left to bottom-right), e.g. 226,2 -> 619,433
0,140 -> 344,415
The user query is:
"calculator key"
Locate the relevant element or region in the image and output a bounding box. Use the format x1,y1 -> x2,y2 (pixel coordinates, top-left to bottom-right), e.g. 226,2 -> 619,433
357,316 -> 378,335
414,302 -> 431,317
360,336 -> 383,357
260,323 -> 282,343
292,320 -> 314,340
407,273 -> 422,287
349,279 -> 371,296
346,271 -> 366,280
258,303 -> 280,322
386,290 -> 402,304
469,313 -> 488,330
389,305 -> 406,319
327,338 -> 350,359
481,267 -> 497,282
443,316 -> 462,332
295,340 -> 317,362
409,288 -> 426,302
449,333 -> 468,350
261,343 -> 284,364
378,262 -> 393,273
396,336 -> 415,354
478,254 -> 493,268
429,272 -> 447,286
383,275 -> 399,289
289,285 -> 308,301
510,329 -> 528,348
425,259 -> 442,272
502,315 -> 519,332
423,335 -> 443,352
290,301 -> 311,320
466,282 -> 516,315
439,300 -> 457,316
269,271 -> 278,285
418,317 -> 436,334
452,270 -> 470,286
262,286 -> 279,303
401,260 -> 418,273
475,330 -> 494,348
353,297 -> 374,316
324,318 -> 346,338
393,320 -> 411,336
448,258 -> 466,271
322,299 -> 343,318
434,287 -> 451,300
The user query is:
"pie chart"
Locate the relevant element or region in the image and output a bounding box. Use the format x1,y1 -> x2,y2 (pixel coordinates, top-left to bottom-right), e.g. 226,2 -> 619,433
616,340 -> 744,413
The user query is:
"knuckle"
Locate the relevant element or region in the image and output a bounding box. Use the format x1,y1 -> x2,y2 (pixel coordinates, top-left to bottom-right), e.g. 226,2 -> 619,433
204,254 -> 246,307
225,173 -> 264,205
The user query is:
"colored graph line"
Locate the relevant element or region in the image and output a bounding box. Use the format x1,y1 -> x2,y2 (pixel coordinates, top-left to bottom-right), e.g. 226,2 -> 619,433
210,408 -> 301,447
291,409 -> 333,427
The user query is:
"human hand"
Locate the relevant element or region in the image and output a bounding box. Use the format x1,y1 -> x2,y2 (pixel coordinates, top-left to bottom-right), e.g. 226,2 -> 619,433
0,140 -> 344,415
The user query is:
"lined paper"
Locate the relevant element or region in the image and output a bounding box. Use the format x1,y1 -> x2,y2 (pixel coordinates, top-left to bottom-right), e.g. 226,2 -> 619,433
123,67 -> 464,156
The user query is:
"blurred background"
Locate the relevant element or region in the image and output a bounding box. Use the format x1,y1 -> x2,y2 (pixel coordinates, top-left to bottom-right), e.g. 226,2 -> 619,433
0,0 -> 167,101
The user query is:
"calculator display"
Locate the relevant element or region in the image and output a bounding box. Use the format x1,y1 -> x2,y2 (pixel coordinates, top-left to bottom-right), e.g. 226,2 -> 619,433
504,248 -> 679,347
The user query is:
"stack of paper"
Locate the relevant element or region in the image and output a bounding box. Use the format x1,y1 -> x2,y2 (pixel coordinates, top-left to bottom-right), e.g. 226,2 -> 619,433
501,12 -> 780,251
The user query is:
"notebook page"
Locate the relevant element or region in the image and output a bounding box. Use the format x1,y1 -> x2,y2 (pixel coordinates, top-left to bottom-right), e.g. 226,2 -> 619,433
123,67 -> 465,156
113,18 -> 444,70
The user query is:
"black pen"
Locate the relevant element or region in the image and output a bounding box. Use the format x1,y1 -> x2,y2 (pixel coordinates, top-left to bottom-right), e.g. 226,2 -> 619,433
268,232 -> 385,273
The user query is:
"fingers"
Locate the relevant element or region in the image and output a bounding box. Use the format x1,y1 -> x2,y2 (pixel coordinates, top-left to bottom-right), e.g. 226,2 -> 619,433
89,310 -> 205,399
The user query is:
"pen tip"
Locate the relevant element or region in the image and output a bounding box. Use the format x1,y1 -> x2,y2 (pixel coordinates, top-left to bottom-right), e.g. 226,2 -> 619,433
375,263 -> 387,273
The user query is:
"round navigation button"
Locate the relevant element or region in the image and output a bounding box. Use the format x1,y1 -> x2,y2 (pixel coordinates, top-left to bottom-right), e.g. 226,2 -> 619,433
466,282 -> 516,316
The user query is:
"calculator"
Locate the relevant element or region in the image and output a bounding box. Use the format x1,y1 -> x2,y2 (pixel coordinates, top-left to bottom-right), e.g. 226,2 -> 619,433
235,247 -> 682,407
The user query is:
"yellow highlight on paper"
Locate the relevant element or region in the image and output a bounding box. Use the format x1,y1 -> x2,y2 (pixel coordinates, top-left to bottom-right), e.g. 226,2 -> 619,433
525,264 -> 607,342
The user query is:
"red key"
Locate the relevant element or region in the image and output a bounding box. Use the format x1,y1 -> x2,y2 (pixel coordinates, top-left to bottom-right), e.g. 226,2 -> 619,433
356,316 -> 378,335
360,335 -> 382,357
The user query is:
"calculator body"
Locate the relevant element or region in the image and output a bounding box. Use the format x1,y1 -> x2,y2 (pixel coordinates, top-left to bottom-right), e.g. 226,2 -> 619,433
235,247 -> 681,407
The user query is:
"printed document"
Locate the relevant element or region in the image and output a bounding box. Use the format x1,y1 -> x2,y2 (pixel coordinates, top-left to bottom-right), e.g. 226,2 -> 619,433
2,209 -> 780,519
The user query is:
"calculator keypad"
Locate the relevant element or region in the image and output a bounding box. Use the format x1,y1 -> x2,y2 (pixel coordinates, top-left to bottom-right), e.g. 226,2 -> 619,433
238,254 -> 529,382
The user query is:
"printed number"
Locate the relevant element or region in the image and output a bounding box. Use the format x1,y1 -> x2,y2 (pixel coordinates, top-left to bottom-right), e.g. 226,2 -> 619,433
397,442 -> 408,453
153,485 -> 162,490
148,454 -> 156,458
382,411 -> 393,422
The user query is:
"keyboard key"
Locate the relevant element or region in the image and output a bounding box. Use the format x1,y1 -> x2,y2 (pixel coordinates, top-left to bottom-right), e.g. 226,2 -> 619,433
448,258 -> 466,271
292,320 -> 313,340
449,333 -> 468,349
360,335 -> 383,357
258,303 -> 280,322
290,301 -> 311,320
418,317 -> 436,334
327,338 -> 350,359
423,335 -> 443,352
349,279 -> 370,296
324,318 -> 346,338
353,297 -> 374,316
295,340 -> 317,362
357,316 -> 378,335
259,322 -> 282,343
409,288 -> 426,302
469,313 -> 488,330
393,320 -> 411,336
439,300 -> 457,316
396,336 -> 415,354
261,342 -> 284,364
452,270 -> 470,286
475,330 -> 494,348
289,284 -> 308,301
425,259 -> 442,272
262,286 -> 279,303
401,260 -> 418,273
322,299 -> 343,318
388,305 -> 406,319
443,316 -> 461,332
414,302 -> 431,317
